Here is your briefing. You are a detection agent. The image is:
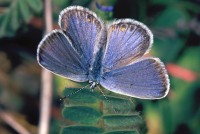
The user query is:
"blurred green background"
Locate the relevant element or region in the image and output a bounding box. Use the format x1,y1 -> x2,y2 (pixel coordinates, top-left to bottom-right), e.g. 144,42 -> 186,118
0,0 -> 200,134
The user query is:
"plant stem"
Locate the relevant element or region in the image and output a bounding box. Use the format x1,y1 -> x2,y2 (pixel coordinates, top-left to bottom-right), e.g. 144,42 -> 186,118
0,110 -> 30,134
38,0 -> 53,134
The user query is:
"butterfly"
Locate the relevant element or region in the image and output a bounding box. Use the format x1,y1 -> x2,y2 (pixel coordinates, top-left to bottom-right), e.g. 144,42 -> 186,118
37,6 -> 170,99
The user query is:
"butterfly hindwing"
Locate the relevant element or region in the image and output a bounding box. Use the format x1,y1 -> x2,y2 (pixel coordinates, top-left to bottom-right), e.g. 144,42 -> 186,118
100,58 -> 169,99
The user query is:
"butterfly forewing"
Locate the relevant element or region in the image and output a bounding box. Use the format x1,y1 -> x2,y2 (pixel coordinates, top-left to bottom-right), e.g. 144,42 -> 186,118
59,6 -> 104,69
100,58 -> 169,99
37,30 -> 88,82
102,19 -> 153,71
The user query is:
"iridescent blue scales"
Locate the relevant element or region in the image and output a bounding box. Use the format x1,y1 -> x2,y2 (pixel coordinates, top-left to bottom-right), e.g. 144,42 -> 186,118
37,6 -> 170,99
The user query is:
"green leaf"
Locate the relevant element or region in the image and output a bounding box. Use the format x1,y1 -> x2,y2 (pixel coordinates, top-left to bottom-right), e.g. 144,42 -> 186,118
18,0 -> 31,22
151,0 -> 180,5
103,114 -> 143,129
10,5 -> 20,30
0,0 -> 12,5
61,126 -> 103,134
152,37 -> 184,62
100,95 -> 136,113
0,13 -> 10,36
177,46 -> 200,72
53,0 -> 71,8
153,7 -> 189,28
190,108 -> 200,134
63,88 -> 99,103
26,0 -> 42,12
71,0 -> 92,6
105,130 -> 138,134
0,0 -> 42,38
62,106 -> 102,124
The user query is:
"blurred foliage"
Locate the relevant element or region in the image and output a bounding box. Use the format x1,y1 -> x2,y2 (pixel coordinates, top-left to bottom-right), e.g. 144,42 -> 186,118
0,0 -> 42,37
0,0 -> 200,134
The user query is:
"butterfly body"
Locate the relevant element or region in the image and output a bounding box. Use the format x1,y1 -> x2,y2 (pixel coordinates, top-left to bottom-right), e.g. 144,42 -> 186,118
37,6 -> 170,99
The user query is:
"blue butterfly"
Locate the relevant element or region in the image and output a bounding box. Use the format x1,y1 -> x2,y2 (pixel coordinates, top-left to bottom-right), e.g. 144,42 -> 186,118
37,6 -> 170,99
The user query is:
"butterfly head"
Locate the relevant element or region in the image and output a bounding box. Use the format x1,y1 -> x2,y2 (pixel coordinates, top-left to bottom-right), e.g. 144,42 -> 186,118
89,81 -> 98,92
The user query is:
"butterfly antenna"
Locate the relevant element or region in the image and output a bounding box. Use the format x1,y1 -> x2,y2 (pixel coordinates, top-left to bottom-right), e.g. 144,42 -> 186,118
97,86 -> 118,113
60,84 -> 90,102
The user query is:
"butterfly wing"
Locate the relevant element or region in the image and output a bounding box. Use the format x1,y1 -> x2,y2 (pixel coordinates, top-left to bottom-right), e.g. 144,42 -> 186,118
102,19 -> 153,71
100,58 -> 170,99
59,6 -> 104,69
37,30 -> 88,82
38,6 -> 105,82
